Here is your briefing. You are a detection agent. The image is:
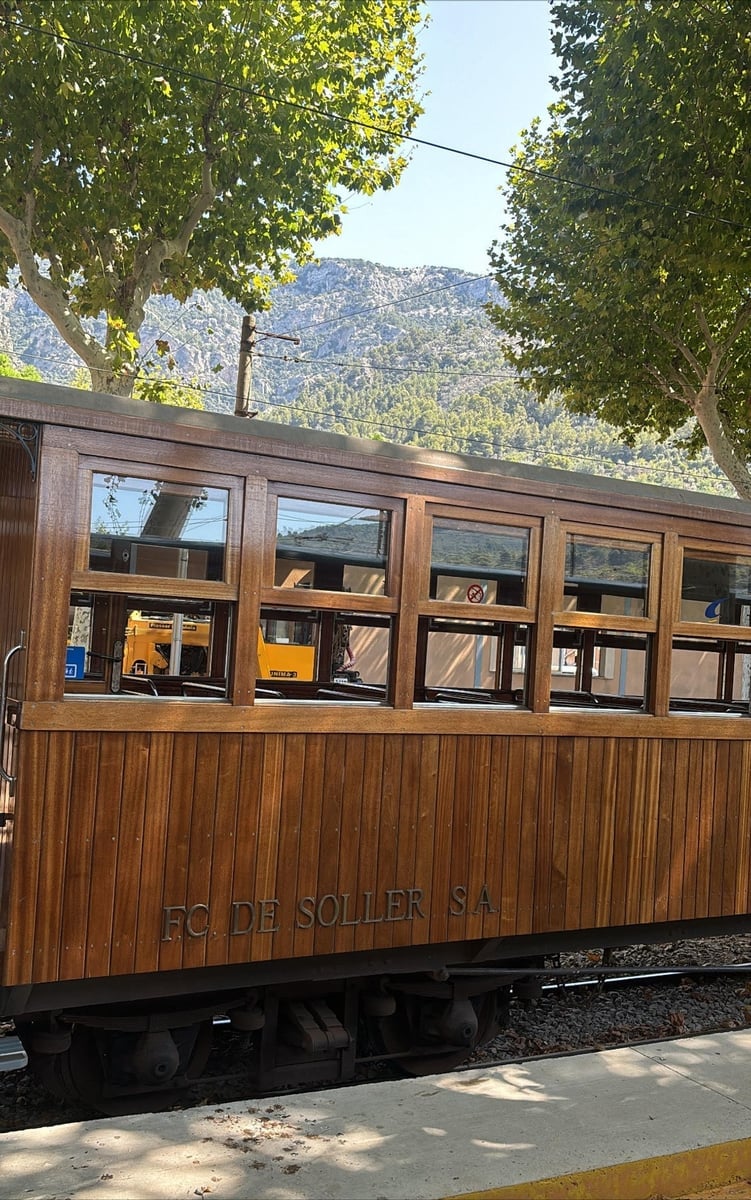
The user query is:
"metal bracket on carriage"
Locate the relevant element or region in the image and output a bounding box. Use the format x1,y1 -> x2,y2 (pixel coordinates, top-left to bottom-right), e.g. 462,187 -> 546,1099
279,1000 -> 351,1054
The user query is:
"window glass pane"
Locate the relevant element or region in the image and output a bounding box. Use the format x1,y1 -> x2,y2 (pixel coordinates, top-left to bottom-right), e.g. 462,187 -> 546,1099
417,617 -> 529,705
258,608 -> 391,701
563,534 -> 650,617
89,474 -> 228,580
551,628 -> 649,710
681,553 -> 751,626
66,592 -> 230,697
670,636 -> 751,712
430,519 -> 529,606
275,498 -> 390,594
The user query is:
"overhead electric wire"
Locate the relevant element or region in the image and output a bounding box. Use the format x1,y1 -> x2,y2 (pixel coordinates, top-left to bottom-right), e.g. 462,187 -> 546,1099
254,351 -> 515,379
1,11 -> 738,497
290,273 -> 496,336
4,343 -> 726,489
10,13 -> 751,236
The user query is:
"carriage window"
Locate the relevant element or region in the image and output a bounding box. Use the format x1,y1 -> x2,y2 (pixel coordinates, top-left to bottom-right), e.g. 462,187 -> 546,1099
275,498 -> 390,594
680,552 -> 751,626
416,617 -> 530,706
670,636 -> 751,714
550,628 -> 649,710
430,519 -> 529,606
256,607 -> 391,702
562,534 -> 651,617
65,592 -> 231,697
89,474 -> 229,580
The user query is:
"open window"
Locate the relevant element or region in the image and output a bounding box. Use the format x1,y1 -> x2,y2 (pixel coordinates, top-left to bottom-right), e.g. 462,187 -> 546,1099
551,528 -> 658,711
66,463 -> 240,699
415,509 -> 539,705
669,546 -> 751,714
259,488 -> 399,702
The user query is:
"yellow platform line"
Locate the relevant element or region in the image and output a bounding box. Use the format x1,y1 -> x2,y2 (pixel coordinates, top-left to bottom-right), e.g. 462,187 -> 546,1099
447,1136 -> 751,1200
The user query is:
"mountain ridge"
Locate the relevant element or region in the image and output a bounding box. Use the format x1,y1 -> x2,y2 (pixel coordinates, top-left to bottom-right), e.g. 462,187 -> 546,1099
0,258 -> 729,495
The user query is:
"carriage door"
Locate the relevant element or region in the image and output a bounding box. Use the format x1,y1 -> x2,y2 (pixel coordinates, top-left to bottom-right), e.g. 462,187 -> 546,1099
0,420 -> 37,961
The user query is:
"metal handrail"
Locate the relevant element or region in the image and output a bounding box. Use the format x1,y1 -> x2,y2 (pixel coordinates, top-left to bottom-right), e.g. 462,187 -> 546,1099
0,631 -> 25,787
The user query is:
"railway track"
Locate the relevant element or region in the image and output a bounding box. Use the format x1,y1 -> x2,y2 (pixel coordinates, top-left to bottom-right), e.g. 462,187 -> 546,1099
3,939 -> 750,1134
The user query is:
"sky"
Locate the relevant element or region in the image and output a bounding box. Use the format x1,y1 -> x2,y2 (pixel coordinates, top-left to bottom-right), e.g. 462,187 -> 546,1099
316,0 -> 557,274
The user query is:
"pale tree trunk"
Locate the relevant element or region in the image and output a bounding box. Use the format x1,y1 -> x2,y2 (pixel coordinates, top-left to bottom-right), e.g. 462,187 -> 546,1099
0,152 -> 217,400
692,378 -> 751,501
649,304 -> 751,501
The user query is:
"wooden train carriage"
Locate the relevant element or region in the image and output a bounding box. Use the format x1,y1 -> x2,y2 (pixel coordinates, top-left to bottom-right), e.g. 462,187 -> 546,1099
2,374 -> 751,1107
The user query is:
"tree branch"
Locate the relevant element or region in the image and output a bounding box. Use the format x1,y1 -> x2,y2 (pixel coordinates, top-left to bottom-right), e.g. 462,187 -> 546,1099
0,202 -> 112,375
649,321 -> 705,384
124,152 -> 217,333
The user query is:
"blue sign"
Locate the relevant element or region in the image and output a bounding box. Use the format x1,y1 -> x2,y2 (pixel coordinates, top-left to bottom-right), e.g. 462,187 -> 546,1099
65,646 -> 86,680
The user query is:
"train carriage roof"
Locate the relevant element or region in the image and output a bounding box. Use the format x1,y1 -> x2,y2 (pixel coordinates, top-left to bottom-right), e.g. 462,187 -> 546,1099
1,374 -> 749,521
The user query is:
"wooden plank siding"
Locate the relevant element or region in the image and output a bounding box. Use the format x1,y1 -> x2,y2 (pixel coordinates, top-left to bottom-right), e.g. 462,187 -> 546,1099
5,727 -> 751,988
0,437 -> 36,968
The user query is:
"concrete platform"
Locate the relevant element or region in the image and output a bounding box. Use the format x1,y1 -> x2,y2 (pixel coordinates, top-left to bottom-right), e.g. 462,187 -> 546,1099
2,1030 -> 751,1200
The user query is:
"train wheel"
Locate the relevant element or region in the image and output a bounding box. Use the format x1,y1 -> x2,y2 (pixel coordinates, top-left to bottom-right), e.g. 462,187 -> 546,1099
24,1021 -> 213,1116
370,990 -> 504,1076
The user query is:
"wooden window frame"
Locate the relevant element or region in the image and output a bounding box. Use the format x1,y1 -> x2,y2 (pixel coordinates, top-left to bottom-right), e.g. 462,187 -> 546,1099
71,457 -> 243,603
553,522 -> 662,633
674,539 -> 751,639
263,482 -> 403,614
421,505 -> 540,624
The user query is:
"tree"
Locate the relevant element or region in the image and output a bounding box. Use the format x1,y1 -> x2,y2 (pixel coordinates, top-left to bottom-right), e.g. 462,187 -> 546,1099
487,1 -> 751,499
0,351 -> 41,380
0,0 -> 423,396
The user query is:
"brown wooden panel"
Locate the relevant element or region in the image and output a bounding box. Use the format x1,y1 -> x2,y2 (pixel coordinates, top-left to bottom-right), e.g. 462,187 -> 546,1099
594,738 -> 618,927
269,733 -> 306,962
444,737 -> 473,944
32,732 -> 74,981
413,734 -> 439,935
205,734 -> 243,967
133,733 -> 174,975
609,740 -> 634,928
481,737 -> 509,938
7,726 -> 751,989
26,446 -> 78,704
58,733 -> 100,979
330,732 -> 367,956
683,740 -> 704,921
109,731 -> 150,977
499,737 -> 526,937
389,734 -> 421,949
0,437 -> 37,972
710,741 -> 730,916
248,735 -> 284,964
579,737 -> 604,930
84,732 -> 126,978
226,735 -> 265,966
429,737 -> 457,945
562,738 -> 589,929
181,733 -> 220,972
548,738 -> 572,931
516,738 -> 542,935
734,743 -> 751,913
696,741 -> 717,919
3,732 -> 47,986
667,740 -> 690,922
653,739 -> 676,926
369,734 -> 402,953
312,732 -> 347,958
291,733 -> 326,960
464,736 -> 492,943
157,735 -> 198,974
623,740 -> 647,927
